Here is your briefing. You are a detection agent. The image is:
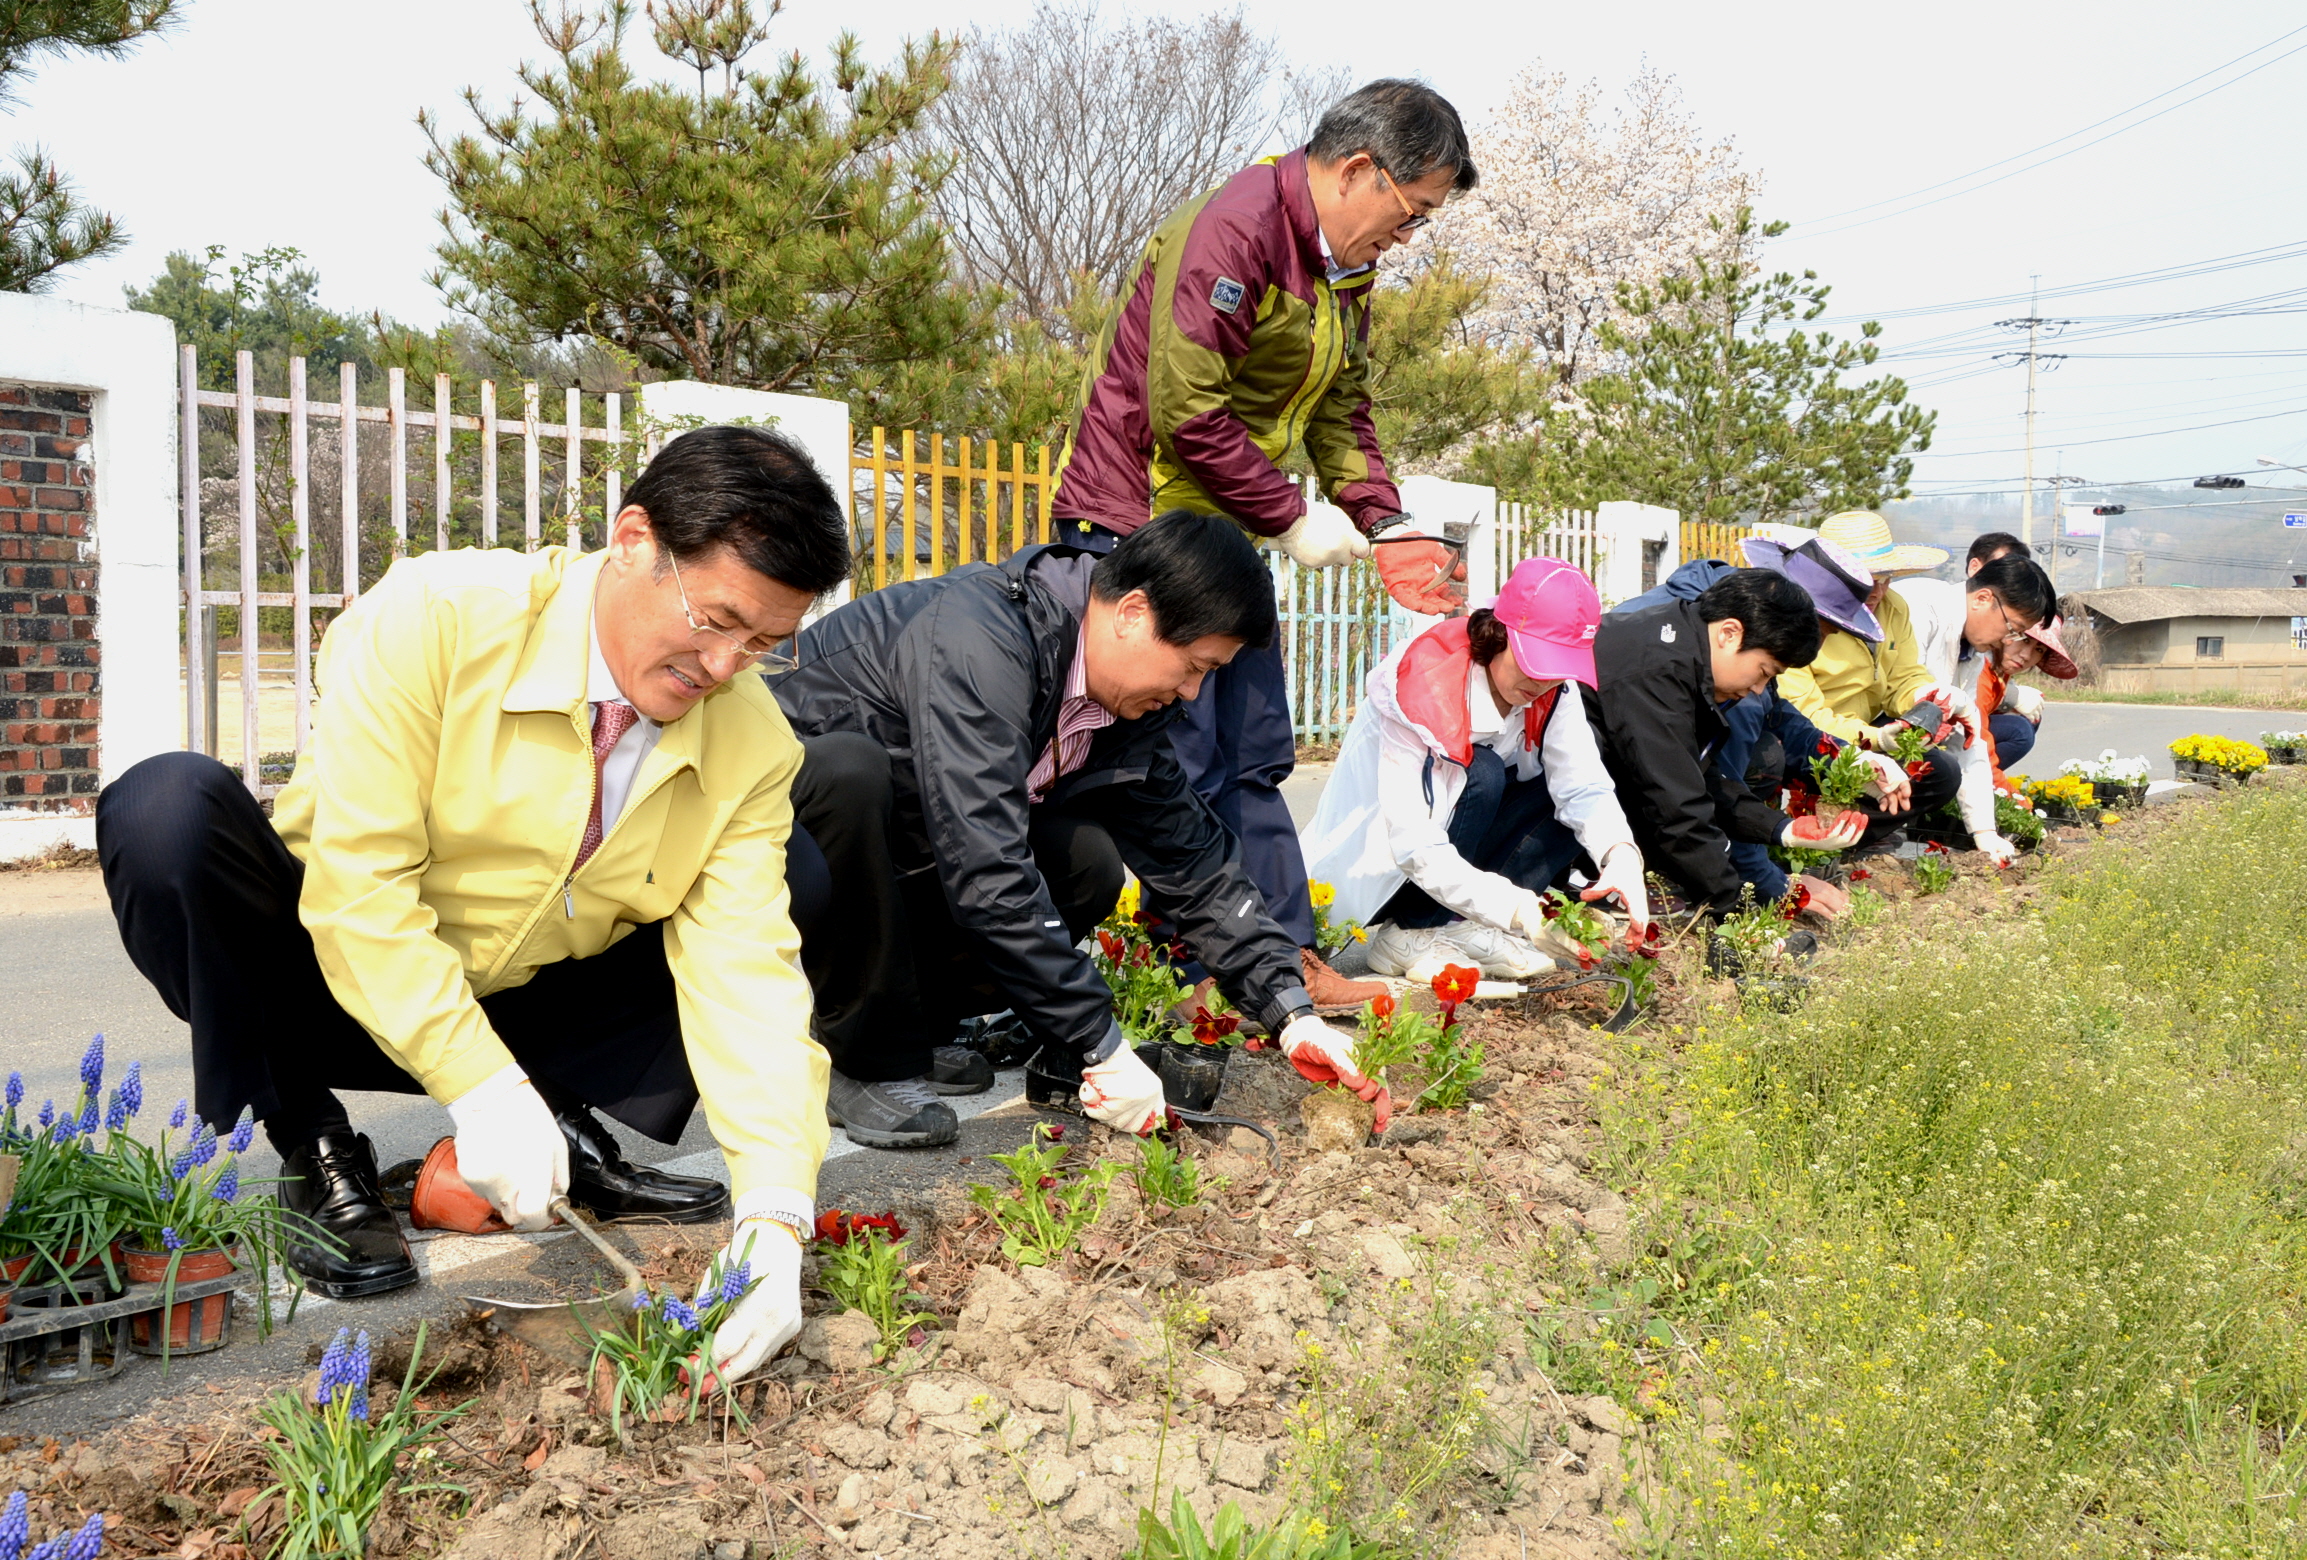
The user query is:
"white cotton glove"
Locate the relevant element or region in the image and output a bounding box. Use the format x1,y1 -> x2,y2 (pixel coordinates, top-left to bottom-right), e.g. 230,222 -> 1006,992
1781,813 -> 1865,851
1580,843 -> 1650,937
2004,682 -> 2044,722
1080,1042 -> 1165,1135
1858,751 -> 1913,813
443,1066 -> 568,1232
1278,1014 -> 1391,1131
1276,507 -> 1371,569
1973,830 -> 2018,868
698,1216 -> 805,1388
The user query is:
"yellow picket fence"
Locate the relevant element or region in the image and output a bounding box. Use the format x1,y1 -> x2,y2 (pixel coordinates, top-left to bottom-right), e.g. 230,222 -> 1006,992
851,428 -> 1058,589
1681,519 -> 1761,566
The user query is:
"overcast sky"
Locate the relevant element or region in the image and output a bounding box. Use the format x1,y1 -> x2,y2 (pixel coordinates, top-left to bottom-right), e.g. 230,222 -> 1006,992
18,0 -> 2307,535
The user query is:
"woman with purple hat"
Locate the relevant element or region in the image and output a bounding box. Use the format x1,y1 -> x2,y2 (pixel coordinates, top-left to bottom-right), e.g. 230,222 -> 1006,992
1301,557 -> 1648,980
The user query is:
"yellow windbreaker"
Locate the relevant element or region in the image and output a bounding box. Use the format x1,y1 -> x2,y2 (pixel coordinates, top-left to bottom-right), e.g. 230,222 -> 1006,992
1774,585 -> 1937,743
271,545 -> 827,1204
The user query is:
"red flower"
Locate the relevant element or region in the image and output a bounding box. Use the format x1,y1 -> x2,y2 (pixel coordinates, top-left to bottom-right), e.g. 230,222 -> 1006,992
1626,921 -> 1664,960
1575,947 -> 1596,970
1780,881 -> 1812,920
1816,736 -> 1837,756
1849,867 -> 1872,881
1925,841 -> 1951,856
1164,1106 -> 1185,1134
1431,964 -> 1479,1006
1132,909 -> 1161,927
1045,1125 -> 1066,1142
1096,929 -> 1125,963
1903,760 -> 1931,780
1190,1005 -> 1242,1045
1037,1176 -> 1058,1190
815,1209 -> 907,1246
1540,897 -> 1562,921
1369,992 -> 1397,1021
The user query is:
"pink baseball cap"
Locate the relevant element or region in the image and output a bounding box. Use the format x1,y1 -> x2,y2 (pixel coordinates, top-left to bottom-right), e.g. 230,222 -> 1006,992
1494,556 -> 1602,688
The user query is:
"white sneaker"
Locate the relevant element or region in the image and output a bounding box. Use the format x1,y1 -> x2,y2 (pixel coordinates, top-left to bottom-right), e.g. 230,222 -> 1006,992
1435,919 -> 1569,979
1363,922 -> 1470,978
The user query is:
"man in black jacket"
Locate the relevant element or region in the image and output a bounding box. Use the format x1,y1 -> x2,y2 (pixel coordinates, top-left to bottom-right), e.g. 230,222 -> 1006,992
770,511 -> 1385,1147
1582,569 -> 1871,919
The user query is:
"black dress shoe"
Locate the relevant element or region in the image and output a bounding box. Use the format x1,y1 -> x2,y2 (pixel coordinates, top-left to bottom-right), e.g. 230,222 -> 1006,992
558,1105 -> 730,1224
277,1132 -> 420,1299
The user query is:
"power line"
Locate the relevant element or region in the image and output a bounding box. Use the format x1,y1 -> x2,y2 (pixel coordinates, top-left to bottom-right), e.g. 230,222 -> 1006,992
1783,24 -> 2307,240
1811,240 -> 2307,326
1917,401 -> 2307,458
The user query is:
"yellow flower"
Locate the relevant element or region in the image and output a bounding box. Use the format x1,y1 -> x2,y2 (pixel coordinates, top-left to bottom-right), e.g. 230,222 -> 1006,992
1352,926 -> 1368,943
1308,880 -> 1336,909
1112,879 -> 1140,923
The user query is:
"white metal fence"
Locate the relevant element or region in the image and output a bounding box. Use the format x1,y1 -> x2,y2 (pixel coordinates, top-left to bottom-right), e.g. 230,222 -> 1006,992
1274,500 -> 1601,746
178,348 -> 633,793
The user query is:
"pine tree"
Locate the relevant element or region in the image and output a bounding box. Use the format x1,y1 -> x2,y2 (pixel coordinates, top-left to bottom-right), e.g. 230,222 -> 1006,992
0,0 -> 178,291
1463,212 -> 1934,525
422,0 -> 993,428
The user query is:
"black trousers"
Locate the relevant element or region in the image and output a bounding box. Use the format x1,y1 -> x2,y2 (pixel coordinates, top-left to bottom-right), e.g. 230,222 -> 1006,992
786,732 -> 1124,1082
96,751 -> 831,1155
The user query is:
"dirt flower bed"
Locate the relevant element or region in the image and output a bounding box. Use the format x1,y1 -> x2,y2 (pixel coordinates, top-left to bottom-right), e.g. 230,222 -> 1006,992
0,809 -> 2186,1559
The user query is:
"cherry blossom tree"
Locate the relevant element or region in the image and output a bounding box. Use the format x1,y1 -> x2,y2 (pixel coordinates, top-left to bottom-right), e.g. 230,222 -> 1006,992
1448,62 -> 1754,386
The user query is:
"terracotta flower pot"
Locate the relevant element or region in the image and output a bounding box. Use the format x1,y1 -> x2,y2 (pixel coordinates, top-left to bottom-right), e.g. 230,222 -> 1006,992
120,1242 -> 238,1355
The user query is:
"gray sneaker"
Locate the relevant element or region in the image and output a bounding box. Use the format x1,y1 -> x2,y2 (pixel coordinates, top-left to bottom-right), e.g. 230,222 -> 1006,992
928,1045 -> 995,1096
826,1072 -> 958,1149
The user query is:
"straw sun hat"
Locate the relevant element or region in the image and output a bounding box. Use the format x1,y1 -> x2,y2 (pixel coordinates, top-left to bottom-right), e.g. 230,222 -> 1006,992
1814,510 -> 1948,576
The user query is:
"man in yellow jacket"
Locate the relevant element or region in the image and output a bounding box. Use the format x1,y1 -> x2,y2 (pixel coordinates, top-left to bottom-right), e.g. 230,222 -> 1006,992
96,426 -> 848,1385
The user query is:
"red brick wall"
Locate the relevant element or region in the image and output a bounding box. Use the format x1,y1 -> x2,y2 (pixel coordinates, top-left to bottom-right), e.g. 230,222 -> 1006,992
0,386 -> 98,811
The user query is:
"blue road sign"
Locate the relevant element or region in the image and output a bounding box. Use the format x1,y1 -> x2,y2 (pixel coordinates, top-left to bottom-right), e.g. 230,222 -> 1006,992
2289,513 -> 2307,528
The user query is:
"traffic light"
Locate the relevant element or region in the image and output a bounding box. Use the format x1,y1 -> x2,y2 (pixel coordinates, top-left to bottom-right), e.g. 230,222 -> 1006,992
2194,475 -> 2246,489
2092,505 -> 2126,516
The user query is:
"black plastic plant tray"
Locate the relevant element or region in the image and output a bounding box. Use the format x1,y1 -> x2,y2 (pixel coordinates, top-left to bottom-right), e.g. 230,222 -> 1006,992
0,1274 -> 239,1403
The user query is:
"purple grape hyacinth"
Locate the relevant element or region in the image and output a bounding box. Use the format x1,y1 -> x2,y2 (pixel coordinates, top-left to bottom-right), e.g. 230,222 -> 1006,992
118,1062 -> 141,1120
77,1035 -> 103,1096
0,1490 -> 27,1560
225,1106 -> 254,1155
314,1327 -> 373,1421
167,1099 -> 187,1131
75,1097 -> 97,1137
35,1101 -> 52,1130
716,1260 -> 752,1308
4,1072 -> 20,1110
161,1228 -> 184,1251
659,1293 -> 701,1331
213,1163 -> 239,1203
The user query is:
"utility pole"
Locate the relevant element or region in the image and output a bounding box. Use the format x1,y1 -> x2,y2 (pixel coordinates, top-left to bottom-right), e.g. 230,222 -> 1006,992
1995,278 -> 2074,551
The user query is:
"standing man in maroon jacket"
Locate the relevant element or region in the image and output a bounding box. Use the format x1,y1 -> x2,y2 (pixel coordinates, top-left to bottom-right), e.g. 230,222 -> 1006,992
1052,79 -> 1476,1008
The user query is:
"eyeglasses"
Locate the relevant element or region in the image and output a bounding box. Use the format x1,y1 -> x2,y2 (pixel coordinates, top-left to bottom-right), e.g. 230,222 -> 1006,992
1374,165 -> 1432,234
1996,606 -> 2038,647
667,549 -> 798,674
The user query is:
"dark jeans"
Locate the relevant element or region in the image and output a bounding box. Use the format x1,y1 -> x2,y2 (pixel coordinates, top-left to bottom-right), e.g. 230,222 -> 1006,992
1373,747 -> 1585,928
1730,734 -> 1791,902
785,732 -> 1124,1082
91,752 -> 819,1157
1078,523 -> 1315,948
1989,709 -> 2038,767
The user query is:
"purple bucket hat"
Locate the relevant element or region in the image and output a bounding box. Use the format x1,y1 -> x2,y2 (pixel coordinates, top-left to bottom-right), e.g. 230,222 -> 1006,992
1740,536 -> 1883,643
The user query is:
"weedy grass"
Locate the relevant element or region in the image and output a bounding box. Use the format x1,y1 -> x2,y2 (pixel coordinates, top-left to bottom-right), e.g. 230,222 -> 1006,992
1594,783 -> 2307,1557
969,1125 -> 1118,1267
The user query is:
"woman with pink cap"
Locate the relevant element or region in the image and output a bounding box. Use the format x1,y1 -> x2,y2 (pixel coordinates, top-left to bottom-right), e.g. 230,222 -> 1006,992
1301,557 -> 1648,980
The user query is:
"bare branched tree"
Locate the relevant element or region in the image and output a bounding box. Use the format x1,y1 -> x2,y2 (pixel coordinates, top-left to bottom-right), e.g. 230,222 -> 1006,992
920,1 -> 1348,336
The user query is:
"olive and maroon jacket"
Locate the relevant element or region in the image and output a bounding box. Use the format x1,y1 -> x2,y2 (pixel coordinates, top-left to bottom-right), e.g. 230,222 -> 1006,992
1052,148 -> 1402,539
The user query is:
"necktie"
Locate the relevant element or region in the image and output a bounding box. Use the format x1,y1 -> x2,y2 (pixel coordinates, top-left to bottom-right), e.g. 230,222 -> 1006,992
576,700 -> 640,870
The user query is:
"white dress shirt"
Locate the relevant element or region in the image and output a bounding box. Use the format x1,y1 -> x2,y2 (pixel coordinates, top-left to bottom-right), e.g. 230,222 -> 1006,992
587,617 -> 662,832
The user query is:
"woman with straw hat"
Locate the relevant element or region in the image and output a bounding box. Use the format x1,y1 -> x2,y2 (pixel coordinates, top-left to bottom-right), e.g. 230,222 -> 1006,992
1775,511 -> 1977,853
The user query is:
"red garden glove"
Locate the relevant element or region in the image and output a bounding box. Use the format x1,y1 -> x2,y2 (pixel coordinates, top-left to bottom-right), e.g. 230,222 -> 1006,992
1370,521 -> 1466,616
1278,1014 -> 1392,1132
1781,813 -> 1864,850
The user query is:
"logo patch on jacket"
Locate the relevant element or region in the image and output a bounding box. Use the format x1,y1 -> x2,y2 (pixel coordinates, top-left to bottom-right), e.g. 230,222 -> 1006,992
1209,277 -> 1246,314
1660,624 -> 1677,644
